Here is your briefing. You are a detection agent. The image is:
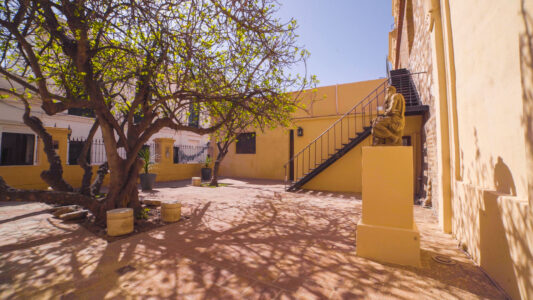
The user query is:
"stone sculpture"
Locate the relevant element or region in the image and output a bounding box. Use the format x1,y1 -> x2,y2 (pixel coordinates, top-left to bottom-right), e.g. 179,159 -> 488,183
371,86 -> 406,146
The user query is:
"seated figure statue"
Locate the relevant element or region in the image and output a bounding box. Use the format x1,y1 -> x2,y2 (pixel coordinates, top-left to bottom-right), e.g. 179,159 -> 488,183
371,86 -> 406,146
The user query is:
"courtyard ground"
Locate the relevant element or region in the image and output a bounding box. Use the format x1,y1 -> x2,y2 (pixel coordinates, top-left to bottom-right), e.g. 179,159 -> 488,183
0,178 -> 508,299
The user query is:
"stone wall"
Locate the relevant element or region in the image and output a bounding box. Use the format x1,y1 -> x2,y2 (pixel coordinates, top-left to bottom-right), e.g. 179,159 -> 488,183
395,0 -> 438,209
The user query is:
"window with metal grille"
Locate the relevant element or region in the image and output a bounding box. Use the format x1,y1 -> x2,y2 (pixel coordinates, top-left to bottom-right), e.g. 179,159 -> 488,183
236,132 -> 256,154
188,102 -> 199,128
68,108 -> 95,118
402,136 -> 412,146
0,132 -> 35,165
68,140 -> 91,165
173,146 -> 180,164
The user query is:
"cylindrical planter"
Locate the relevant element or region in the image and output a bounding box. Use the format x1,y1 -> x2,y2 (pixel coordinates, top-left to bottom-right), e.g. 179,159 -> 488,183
201,168 -> 212,181
191,177 -> 201,186
140,173 -> 157,191
161,201 -> 181,222
107,208 -> 134,236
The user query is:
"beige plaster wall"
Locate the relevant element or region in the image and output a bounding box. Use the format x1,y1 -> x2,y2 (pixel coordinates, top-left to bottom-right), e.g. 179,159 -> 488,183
392,0 -> 533,297
217,127 -> 290,180
445,0 -> 533,298
293,79 -> 385,119
219,79 -> 385,181
450,0 -> 528,198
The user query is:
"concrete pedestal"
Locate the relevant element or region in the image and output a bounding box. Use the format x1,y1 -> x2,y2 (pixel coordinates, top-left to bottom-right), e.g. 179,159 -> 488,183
161,201 -> 181,222
356,146 -> 420,267
107,208 -> 134,236
191,177 -> 201,186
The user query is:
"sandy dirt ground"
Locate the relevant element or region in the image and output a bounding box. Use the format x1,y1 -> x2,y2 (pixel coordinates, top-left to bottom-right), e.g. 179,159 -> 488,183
0,178 -> 508,299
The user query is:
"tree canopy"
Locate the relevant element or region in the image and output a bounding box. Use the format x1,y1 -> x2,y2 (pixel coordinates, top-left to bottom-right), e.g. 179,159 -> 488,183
0,0 -> 314,222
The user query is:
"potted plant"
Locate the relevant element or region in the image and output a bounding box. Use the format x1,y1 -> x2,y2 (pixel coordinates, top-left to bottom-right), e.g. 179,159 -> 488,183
139,147 -> 156,190
201,155 -> 212,181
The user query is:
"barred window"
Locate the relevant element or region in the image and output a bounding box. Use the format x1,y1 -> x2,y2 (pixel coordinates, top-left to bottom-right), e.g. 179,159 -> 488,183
188,103 -> 199,128
68,108 -> 95,118
0,132 -> 35,165
236,133 -> 256,154
68,140 -> 91,165
173,146 -> 180,164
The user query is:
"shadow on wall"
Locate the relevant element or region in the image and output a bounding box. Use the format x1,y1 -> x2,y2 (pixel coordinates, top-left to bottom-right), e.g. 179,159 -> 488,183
479,189 -> 520,299
494,156 -> 516,196
453,124 -> 533,299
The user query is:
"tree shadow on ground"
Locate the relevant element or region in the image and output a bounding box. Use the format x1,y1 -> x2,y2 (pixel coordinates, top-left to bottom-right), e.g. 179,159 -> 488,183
0,209 -> 52,225
0,185 -> 508,299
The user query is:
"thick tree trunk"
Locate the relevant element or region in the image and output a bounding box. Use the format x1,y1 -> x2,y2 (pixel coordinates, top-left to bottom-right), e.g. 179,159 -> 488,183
209,146 -> 228,187
103,157 -> 142,218
78,119 -> 99,195
209,161 -> 221,187
21,106 -> 73,192
90,162 -> 108,196
78,161 -> 93,196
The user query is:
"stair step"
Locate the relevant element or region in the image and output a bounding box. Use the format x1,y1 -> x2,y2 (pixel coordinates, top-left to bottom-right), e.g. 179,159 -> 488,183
320,158 -> 328,163
390,69 -> 409,75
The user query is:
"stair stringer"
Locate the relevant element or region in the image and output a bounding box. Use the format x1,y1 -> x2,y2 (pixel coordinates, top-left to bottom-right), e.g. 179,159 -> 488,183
299,134 -> 372,193
287,128 -> 372,191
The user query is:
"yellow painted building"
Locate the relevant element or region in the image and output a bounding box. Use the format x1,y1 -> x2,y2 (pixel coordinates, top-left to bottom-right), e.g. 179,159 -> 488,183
0,80 -> 210,190
219,0 -> 533,298
0,127 -> 203,190
389,0 -> 533,298
219,78 -> 426,195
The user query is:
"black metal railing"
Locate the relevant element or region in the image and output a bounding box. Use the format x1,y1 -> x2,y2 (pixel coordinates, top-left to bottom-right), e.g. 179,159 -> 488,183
67,139 -> 207,165
173,144 -> 209,164
283,71 -> 424,191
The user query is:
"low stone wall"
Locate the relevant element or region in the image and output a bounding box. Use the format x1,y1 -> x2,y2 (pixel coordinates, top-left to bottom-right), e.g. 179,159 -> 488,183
0,162 -> 202,190
0,130 -> 205,190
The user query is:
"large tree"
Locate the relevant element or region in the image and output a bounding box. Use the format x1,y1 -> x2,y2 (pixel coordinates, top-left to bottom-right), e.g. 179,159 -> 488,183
0,0 -> 312,223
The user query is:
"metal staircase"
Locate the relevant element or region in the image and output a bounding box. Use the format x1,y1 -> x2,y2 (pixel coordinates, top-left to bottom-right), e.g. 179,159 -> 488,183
284,70 -> 428,191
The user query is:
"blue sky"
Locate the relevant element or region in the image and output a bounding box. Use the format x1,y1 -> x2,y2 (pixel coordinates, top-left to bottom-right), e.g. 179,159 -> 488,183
276,1 -> 394,87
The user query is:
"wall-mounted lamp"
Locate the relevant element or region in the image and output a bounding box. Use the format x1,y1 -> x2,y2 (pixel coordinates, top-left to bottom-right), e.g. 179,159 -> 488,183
67,125 -> 72,140
297,127 -> 304,137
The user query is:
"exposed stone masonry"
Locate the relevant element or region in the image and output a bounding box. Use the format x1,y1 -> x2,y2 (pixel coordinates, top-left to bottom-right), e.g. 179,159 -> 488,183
395,0 -> 439,211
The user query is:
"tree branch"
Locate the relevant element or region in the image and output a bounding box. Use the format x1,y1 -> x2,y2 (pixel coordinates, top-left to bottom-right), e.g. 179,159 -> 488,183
78,118 -> 100,196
